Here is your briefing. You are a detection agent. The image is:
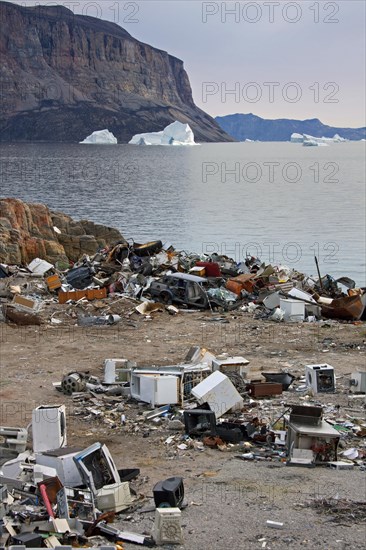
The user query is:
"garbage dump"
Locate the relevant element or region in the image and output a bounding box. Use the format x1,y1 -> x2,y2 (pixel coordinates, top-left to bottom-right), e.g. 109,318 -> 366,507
0,229 -> 365,548
0,237 -> 365,327
1,343 -> 365,547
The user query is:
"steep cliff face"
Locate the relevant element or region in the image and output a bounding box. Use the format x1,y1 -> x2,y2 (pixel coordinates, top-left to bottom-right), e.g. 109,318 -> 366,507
0,198 -> 124,264
0,2 -> 233,142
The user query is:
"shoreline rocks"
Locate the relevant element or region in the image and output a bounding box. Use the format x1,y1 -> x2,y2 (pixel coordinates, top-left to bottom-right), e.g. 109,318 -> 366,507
0,198 -> 124,265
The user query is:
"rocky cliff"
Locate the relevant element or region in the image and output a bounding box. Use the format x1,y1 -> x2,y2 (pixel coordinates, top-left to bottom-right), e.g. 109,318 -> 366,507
0,198 -> 124,264
0,1 -> 233,143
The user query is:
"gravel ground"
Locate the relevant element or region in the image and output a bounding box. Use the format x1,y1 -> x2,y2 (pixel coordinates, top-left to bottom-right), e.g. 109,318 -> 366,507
0,305 -> 365,549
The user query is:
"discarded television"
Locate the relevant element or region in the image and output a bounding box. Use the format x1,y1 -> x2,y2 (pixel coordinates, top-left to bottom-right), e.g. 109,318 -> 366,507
73,442 -> 120,493
73,443 -> 134,512
153,476 -> 184,508
183,409 -> 216,436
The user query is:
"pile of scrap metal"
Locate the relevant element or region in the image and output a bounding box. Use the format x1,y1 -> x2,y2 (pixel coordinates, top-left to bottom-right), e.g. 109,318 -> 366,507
0,406 -> 165,547
0,400 -> 190,548
181,378 -> 366,468
55,348 -> 251,408
53,347 -> 366,468
0,240 -> 365,323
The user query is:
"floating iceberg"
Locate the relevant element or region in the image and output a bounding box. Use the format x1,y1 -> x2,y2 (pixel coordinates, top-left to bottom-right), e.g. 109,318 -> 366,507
129,121 -> 196,146
332,133 -> 347,142
290,133 -> 304,143
80,129 -> 118,144
302,133 -> 347,146
291,132 -> 347,145
130,131 -> 164,146
303,138 -> 328,147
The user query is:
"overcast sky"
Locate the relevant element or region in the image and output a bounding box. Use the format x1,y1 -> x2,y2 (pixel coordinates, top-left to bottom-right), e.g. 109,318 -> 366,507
12,0 -> 366,127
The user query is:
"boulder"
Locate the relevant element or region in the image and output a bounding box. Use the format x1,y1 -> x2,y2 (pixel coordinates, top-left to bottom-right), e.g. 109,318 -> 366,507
0,198 -> 125,265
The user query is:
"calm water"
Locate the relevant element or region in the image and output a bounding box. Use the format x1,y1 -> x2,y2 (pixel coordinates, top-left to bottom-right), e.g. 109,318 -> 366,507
1,142 -> 365,285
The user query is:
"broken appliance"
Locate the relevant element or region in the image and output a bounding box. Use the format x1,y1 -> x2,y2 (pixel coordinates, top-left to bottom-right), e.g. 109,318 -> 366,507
73,442 -> 134,513
191,370 -> 243,418
130,373 -> 178,406
130,363 -> 210,406
95,481 -> 134,513
32,405 -> 66,453
286,405 -> 339,465
247,382 -> 283,398
104,358 -> 135,384
183,409 -> 216,436
261,372 -> 295,390
211,356 -> 249,377
10,532 -> 43,547
153,477 -> 184,508
35,448 -> 84,487
349,371 -> 366,393
305,364 -> 335,393
0,427 -> 28,453
153,507 -> 183,546
56,486 -> 95,521
279,297 -> 305,322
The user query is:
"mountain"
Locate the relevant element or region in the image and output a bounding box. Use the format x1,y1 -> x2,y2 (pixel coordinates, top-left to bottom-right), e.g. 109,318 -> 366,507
0,2 -> 233,143
215,113 -> 366,142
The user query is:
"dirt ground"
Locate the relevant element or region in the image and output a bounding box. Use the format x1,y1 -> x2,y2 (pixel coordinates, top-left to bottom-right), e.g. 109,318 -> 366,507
1,303 -> 365,549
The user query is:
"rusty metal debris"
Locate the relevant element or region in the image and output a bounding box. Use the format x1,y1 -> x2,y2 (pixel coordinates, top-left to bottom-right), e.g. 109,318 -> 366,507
0,240 -> 364,327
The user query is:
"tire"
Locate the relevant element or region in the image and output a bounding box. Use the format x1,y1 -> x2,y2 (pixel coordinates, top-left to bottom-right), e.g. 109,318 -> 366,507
159,291 -> 172,305
133,240 -> 163,257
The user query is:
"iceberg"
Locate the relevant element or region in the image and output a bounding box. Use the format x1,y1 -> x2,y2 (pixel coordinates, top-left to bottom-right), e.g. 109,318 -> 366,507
129,121 -> 196,146
292,132 -> 347,145
131,131 -> 164,146
290,133 -> 304,143
80,129 -> 117,144
302,133 -> 348,146
332,133 -> 347,142
303,138 -> 328,147
303,134 -> 332,146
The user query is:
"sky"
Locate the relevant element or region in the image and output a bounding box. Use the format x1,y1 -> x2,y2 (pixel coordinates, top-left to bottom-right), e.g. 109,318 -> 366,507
11,0 -> 366,127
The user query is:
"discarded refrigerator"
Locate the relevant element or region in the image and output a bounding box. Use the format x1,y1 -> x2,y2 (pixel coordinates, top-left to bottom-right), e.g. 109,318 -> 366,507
130,373 -> 178,406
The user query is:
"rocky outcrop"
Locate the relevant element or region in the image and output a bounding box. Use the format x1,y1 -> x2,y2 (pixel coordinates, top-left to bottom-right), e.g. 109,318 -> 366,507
0,2 -> 233,143
0,198 -> 124,265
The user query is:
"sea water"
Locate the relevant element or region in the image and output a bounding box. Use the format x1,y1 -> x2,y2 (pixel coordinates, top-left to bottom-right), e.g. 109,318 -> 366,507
1,141 -> 365,285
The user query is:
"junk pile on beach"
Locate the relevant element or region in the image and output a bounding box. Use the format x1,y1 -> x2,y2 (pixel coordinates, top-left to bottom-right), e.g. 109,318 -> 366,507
0,239 -> 365,328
